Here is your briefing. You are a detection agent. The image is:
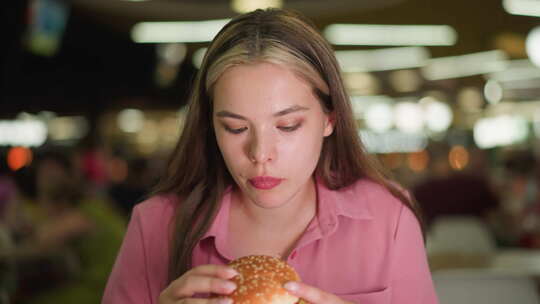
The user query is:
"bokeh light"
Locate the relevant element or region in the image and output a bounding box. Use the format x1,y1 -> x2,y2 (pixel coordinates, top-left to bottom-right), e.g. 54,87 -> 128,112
448,145 -> 469,170
7,146 -> 33,171
408,150 -> 430,172
117,109 -> 145,133
394,102 -> 424,133
526,26 -> 540,67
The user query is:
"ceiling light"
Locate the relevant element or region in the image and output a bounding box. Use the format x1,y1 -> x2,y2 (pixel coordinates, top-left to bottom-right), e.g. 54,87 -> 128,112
118,109 -> 145,133
131,19 -> 231,43
474,115 -> 529,148
484,80 -> 503,104
0,119 -> 47,147
364,102 -> 394,133
422,50 -> 508,80
422,97 -> 453,132
360,130 -> 428,153
350,95 -> 395,118
487,59 -> 540,82
526,27 -> 540,67
335,47 -> 429,72
323,24 -> 457,46
231,0 -> 282,13
394,102 -> 424,133
503,0 -> 540,17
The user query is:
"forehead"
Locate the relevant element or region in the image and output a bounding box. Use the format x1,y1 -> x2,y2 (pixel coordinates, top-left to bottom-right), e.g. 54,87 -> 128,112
212,62 -> 320,114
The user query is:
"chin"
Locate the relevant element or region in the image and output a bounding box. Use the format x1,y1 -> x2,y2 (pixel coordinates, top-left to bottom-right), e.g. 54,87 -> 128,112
250,197 -> 288,209
246,190 -> 295,209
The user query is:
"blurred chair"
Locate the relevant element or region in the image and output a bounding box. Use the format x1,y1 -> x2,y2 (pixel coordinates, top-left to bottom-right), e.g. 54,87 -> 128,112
427,216 -> 496,270
433,270 -> 539,304
427,216 -> 496,254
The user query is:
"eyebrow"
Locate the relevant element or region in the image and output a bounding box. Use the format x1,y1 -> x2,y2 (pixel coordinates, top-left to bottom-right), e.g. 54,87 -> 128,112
215,105 -> 309,120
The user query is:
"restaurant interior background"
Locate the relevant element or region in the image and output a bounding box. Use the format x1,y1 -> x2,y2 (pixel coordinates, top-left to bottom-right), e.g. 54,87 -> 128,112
2,0 -> 540,303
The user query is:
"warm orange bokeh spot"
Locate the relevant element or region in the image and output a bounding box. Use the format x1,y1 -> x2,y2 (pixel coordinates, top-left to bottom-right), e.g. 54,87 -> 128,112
408,150 -> 430,172
449,145 -> 469,170
7,146 -> 33,171
380,153 -> 404,170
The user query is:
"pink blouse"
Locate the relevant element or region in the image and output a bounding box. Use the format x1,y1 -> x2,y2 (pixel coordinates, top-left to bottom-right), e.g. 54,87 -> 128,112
102,178 -> 439,304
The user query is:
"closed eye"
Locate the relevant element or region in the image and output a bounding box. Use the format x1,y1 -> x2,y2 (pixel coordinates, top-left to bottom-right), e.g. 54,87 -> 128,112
278,124 -> 301,132
225,126 -> 247,134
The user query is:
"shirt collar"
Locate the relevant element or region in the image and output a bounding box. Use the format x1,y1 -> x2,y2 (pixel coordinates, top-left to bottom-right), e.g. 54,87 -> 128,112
199,177 -> 374,254
313,176 -> 374,237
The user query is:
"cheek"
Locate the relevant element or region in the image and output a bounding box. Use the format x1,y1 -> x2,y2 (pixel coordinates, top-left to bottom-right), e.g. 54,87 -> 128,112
215,131 -> 245,170
280,128 -> 325,162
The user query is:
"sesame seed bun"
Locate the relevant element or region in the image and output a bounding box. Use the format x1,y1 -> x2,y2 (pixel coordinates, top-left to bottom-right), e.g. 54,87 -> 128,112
224,255 -> 305,304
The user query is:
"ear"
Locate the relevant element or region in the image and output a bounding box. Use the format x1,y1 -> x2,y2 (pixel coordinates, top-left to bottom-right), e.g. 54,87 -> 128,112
323,112 -> 335,137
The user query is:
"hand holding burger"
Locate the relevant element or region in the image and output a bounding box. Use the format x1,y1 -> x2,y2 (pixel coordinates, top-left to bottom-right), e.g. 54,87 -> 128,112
222,255 -> 305,304
158,264 -> 239,304
158,255 -> 352,304
221,255 -> 352,304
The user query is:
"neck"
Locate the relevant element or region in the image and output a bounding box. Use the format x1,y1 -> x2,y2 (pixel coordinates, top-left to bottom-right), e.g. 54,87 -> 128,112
232,178 -> 317,232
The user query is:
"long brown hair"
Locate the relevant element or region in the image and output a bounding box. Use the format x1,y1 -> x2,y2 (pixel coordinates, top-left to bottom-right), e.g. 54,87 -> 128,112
154,8 -> 423,283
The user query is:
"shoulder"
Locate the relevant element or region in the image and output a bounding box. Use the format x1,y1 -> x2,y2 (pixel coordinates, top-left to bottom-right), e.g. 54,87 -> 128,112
134,193 -> 177,213
131,194 -> 178,230
335,178 -> 412,231
344,178 -> 406,212
354,179 -> 421,237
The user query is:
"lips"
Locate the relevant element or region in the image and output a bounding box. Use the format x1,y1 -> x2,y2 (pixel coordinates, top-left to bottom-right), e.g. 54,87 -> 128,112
248,176 -> 283,190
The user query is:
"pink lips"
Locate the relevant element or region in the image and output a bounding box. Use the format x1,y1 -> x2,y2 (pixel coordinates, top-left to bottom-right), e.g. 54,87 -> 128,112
248,176 -> 283,190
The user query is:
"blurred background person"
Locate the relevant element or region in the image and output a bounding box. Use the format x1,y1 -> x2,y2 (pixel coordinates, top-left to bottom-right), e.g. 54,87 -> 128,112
412,143 -> 500,229
0,161 -> 18,304
10,150 -> 126,304
108,157 -> 153,218
488,150 -> 540,248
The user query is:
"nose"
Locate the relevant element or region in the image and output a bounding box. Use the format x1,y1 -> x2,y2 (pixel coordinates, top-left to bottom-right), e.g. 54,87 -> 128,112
247,129 -> 275,164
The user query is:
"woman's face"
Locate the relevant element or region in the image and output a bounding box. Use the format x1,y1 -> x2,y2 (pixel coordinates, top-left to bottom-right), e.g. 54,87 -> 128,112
213,62 -> 333,209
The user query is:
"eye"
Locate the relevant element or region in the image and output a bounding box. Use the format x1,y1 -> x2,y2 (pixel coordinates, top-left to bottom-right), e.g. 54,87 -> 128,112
225,126 -> 248,134
278,123 -> 301,132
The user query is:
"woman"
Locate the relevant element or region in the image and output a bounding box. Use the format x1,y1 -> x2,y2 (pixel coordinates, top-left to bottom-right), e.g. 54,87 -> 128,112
103,8 -> 438,304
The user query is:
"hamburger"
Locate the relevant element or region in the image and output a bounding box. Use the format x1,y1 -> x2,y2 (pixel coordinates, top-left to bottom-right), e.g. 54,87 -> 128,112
222,255 -> 306,304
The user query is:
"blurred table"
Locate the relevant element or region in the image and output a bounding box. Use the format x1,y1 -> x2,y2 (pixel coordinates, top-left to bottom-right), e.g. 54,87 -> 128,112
490,249 -> 540,275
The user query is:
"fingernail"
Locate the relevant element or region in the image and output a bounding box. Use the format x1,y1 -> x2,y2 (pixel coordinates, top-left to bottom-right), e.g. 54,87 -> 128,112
218,298 -> 233,304
223,281 -> 237,292
284,282 -> 298,292
226,268 -> 239,278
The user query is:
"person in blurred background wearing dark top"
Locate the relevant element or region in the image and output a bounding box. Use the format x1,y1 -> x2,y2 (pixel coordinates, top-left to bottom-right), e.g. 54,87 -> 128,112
412,145 -> 499,229
488,150 -> 540,248
0,161 -> 18,304
10,150 -> 126,304
108,157 -> 152,218
103,8 -> 438,304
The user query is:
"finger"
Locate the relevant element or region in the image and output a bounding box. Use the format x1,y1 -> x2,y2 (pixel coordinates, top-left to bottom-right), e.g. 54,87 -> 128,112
177,296 -> 233,304
283,281 -> 335,304
172,275 -> 237,298
187,264 -> 239,279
